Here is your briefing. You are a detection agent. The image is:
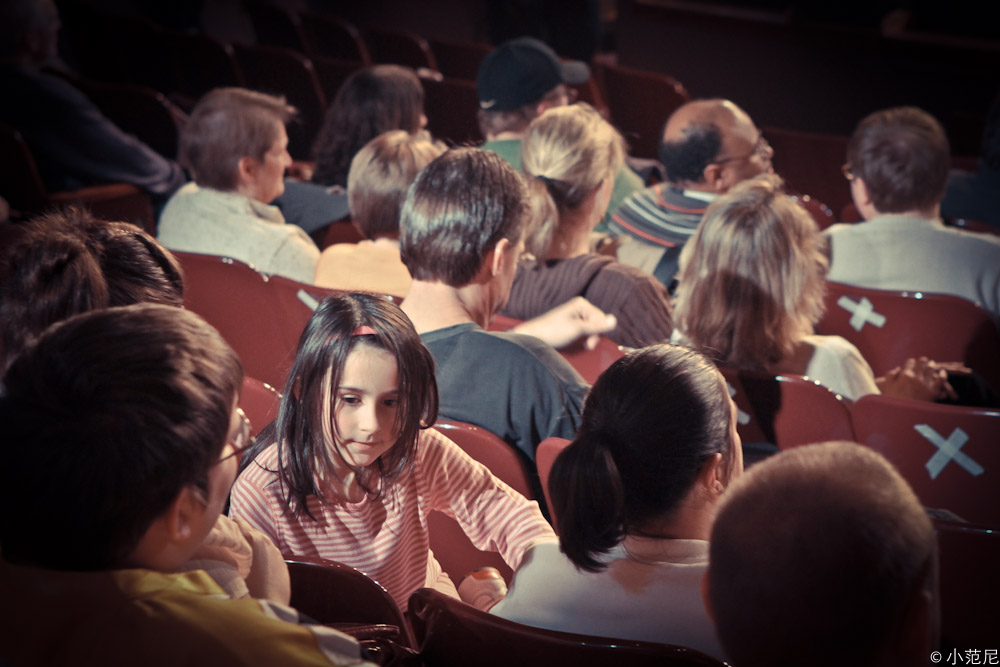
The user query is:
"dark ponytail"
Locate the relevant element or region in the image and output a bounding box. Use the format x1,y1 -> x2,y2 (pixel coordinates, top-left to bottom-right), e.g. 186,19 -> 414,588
550,344 -> 734,571
550,431 -> 627,571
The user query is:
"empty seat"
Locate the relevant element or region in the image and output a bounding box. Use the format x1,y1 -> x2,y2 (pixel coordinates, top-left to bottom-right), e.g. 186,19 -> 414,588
232,43 -> 327,160
243,0 -> 308,53
75,79 -> 184,160
363,27 -> 437,71
762,125 -> 851,219
852,395 -> 1000,526
407,587 -> 726,667
427,38 -> 492,80
817,281 -> 1000,395
595,62 -> 691,160
421,76 -> 482,146
300,12 -> 371,64
165,32 -> 245,104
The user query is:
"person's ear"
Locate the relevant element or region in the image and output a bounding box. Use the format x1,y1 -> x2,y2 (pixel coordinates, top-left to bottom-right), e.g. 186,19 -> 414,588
489,237 -> 512,277
237,156 -> 259,186
702,163 -> 726,192
697,451 -> 727,496
164,486 -> 202,544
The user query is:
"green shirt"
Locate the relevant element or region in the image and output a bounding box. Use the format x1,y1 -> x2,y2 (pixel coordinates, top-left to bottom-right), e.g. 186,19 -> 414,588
482,138 -> 644,232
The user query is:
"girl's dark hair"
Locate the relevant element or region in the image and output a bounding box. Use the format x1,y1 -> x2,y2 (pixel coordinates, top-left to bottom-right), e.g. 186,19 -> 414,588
242,293 -> 438,518
550,344 -> 735,572
311,65 -> 425,188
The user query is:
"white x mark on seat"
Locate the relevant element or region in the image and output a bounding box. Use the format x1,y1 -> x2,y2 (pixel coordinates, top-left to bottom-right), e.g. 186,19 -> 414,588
837,295 -> 887,332
915,424 -> 985,480
298,289 -> 320,311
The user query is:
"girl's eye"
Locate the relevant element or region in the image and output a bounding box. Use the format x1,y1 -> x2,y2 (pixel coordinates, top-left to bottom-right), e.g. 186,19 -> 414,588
384,398 -> 400,408
341,395 -> 361,405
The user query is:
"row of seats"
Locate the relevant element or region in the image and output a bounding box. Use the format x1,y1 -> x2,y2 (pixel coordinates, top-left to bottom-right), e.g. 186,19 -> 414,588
283,524 -> 997,661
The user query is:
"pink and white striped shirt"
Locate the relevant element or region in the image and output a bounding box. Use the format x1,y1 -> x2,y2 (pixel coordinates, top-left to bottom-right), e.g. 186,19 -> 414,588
229,427 -> 555,610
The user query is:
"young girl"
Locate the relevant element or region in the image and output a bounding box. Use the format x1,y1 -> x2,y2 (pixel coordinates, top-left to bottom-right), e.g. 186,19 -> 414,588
229,292 -> 556,610
491,344 -> 741,661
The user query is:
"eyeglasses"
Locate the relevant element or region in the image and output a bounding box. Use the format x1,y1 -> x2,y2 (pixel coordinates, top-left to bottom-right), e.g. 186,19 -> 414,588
841,163 -> 856,181
714,133 -> 771,165
220,407 -> 255,462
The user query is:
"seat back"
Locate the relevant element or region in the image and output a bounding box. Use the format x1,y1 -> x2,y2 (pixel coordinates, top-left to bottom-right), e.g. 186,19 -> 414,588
535,437 -> 571,530
762,125 -> 851,218
363,27 -> 437,70
852,395 -> 1000,526
595,62 -> 690,159
174,251 -> 304,388
0,121 -> 49,213
0,121 -> 155,231
286,556 -> 416,648
78,79 -> 183,160
427,39 -> 492,80
311,56 -> 363,107
817,281 -> 1000,394
166,32 -> 245,103
421,76 -> 481,146
243,0 -> 308,52
232,43 -> 327,160
934,518 -> 1000,647
407,587 -> 726,667
428,420 -> 538,584
239,376 -> 282,438
300,13 -> 371,64
718,367 -> 855,450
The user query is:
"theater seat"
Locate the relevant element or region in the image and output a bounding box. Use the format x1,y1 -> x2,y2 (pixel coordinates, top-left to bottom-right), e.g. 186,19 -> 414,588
407,587 -> 726,667
852,395 -> 1000,526
286,556 -> 416,648
427,420 -> 539,585
817,281 -> 1000,395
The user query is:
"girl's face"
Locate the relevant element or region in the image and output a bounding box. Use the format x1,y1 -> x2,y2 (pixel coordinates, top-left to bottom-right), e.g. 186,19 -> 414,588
331,344 -> 401,468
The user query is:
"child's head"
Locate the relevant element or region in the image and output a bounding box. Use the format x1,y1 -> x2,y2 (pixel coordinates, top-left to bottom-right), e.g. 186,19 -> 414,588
0,304 -> 243,571
263,293 -> 438,514
550,344 -> 742,571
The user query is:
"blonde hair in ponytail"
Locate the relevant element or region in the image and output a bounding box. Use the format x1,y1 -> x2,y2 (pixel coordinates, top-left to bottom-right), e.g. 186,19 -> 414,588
519,103 -> 625,257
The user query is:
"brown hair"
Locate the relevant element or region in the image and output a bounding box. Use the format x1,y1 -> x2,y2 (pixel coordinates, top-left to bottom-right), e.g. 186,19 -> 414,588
673,174 -> 828,371
312,65 -> 425,188
347,130 -> 446,240
846,106 -> 949,214
0,304 -> 243,569
400,148 -> 528,287
709,441 -> 935,667
180,87 -> 296,191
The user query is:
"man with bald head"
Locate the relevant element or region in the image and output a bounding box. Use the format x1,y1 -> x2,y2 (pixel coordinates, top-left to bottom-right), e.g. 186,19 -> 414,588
706,441 -> 936,667
609,99 -> 773,286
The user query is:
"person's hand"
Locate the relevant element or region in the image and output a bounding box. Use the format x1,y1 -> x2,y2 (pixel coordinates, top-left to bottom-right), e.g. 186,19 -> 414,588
510,297 -> 616,350
876,357 -> 969,402
234,517 -> 291,605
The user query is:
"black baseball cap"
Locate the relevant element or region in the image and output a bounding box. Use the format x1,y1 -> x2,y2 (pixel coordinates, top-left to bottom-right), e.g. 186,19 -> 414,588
476,37 -> 590,112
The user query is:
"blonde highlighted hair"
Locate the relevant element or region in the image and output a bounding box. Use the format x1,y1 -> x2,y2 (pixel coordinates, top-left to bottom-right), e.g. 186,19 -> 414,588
673,173 -> 828,370
520,103 -> 625,257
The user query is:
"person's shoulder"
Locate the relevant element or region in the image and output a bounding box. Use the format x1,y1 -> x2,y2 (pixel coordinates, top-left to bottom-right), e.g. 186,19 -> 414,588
236,443 -> 283,488
802,333 -> 865,361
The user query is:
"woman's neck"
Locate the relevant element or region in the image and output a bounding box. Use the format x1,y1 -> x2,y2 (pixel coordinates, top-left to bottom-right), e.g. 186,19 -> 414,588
544,208 -> 594,260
